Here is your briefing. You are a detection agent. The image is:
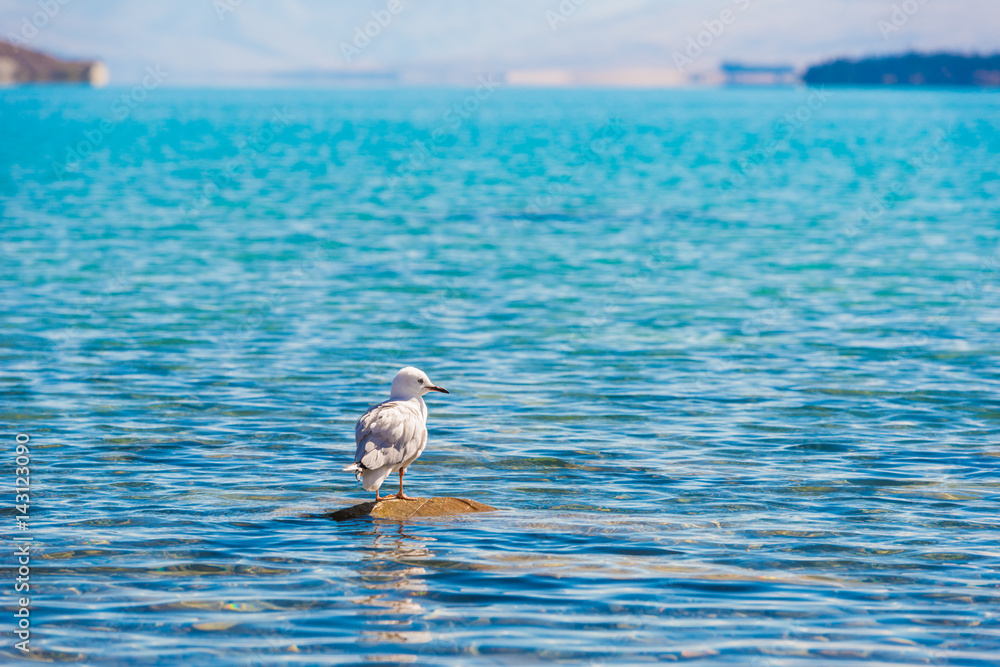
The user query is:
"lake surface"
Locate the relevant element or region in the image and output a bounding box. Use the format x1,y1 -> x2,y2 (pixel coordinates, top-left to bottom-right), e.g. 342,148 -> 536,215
2,86 -> 999,665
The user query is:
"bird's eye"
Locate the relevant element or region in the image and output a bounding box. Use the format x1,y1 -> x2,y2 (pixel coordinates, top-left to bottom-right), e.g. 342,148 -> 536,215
418,378 -> 424,384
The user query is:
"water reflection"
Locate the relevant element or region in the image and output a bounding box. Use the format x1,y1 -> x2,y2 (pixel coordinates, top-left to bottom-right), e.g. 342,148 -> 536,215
353,523 -> 435,646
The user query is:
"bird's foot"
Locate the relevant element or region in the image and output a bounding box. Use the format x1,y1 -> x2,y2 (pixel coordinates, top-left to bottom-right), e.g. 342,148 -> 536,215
392,493 -> 415,500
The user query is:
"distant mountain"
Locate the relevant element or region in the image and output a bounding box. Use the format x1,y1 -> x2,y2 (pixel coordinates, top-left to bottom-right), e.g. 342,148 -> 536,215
804,52 -> 1000,87
0,40 -> 107,85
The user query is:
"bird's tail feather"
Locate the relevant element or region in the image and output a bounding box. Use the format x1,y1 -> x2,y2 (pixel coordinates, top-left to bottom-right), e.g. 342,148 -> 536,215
360,466 -> 393,492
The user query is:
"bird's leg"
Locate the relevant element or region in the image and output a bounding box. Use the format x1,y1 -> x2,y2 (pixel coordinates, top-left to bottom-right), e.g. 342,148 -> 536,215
393,468 -> 414,500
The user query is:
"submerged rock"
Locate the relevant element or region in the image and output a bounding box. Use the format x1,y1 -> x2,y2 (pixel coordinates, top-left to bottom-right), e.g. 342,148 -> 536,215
324,497 -> 496,521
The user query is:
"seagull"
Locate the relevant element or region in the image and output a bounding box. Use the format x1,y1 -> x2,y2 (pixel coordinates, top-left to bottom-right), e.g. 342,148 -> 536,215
344,367 -> 449,502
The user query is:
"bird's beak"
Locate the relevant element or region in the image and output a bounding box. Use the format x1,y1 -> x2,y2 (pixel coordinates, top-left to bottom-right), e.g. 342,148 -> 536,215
428,385 -> 449,394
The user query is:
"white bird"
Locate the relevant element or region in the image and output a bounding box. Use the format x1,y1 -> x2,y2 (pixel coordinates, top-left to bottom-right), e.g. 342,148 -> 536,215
344,367 -> 449,502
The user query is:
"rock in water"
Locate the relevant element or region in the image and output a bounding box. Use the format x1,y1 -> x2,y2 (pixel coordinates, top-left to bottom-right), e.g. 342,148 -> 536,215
324,497 -> 496,521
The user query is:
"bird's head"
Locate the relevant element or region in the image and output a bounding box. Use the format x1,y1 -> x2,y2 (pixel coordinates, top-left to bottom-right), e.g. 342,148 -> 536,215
390,367 -> 449,400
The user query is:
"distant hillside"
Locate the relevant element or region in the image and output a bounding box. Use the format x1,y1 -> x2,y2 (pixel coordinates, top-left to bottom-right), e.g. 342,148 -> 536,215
0,40 -> 107,85
804,53 -> 1000,87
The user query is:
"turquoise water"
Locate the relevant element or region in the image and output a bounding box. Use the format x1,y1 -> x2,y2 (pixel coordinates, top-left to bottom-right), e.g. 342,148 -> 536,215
2,86 -> 999,665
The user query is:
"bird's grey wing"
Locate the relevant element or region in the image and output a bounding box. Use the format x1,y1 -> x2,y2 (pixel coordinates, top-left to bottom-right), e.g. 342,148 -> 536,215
354,401 -> 419,470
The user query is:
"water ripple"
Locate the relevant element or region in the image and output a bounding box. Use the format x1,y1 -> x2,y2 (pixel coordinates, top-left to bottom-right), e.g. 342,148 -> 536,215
1,87 -> 999,664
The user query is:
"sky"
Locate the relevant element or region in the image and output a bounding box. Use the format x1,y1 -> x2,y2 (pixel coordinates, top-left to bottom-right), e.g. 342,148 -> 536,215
2,0 -> 998,84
